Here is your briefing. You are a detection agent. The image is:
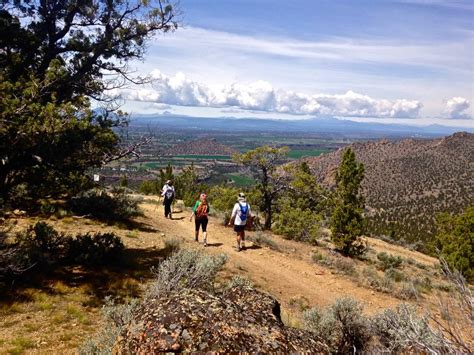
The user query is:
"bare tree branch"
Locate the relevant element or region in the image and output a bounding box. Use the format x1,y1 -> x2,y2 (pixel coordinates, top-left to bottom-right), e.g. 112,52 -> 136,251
102,136 -> 153,164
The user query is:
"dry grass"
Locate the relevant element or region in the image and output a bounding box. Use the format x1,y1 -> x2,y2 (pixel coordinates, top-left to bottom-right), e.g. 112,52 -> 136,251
8,336 -> 36,354
0,202 -> 457,353
0,209 -> 167,354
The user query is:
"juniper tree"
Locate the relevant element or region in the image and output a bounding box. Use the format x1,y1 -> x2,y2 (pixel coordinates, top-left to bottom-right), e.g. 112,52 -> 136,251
0,0 -> 179,206
233,146 -> 289,230
435,206 -> 474,282
330,148 -> 366,256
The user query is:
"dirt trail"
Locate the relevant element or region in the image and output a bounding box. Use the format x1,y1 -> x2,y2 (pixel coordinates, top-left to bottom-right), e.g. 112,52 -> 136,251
136,197 -> 437,315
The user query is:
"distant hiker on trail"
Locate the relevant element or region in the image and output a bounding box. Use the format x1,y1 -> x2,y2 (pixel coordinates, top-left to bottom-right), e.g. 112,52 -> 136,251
190,193 -> 210,246
161,180 -> 175,219
228,192 -> 252,252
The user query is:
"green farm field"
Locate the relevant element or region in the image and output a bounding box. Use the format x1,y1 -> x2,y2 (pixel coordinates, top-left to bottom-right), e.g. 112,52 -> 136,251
287,148 -> 332,159
174,154 -> 232,160
226,174 -> 255,187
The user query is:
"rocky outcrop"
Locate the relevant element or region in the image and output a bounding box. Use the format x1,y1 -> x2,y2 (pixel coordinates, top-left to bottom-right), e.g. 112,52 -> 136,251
117,286 -> 326,353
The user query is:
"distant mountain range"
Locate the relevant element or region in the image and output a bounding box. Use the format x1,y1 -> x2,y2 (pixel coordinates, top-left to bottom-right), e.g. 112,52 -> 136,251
300,132 -> 474,249
130,114 -> 472,138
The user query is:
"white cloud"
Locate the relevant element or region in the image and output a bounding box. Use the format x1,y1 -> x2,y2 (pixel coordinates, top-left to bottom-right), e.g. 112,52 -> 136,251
116,71 -> 423,118
152,26 -> 474,74
445,97 -> 471,118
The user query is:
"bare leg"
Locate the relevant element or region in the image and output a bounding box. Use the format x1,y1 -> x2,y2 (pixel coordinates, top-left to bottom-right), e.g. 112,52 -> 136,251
203,231 -> 207,246
240,231 -> 246,249
236,232 -> 241,251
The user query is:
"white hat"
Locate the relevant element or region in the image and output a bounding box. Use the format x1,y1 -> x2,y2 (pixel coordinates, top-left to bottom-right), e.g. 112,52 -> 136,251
238,192 -> 246,201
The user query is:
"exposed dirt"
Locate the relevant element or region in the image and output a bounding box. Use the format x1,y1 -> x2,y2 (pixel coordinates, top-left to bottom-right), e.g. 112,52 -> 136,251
0,196 -> 443,353
137,197 -> 438,315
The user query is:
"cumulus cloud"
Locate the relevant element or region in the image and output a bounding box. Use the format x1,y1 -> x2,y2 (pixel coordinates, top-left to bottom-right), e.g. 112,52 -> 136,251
445,97 -> 471,119
116,71 -> 423,118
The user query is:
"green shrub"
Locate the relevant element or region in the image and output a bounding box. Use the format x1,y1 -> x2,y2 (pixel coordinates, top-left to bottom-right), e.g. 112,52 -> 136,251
311,251 -> 325,263
208,185 -> 240,213
146,249 -> 227,297
79,297 -> 139,355
361,267 -> 393,293
70,188 -> 141,221
226,275 -> 253,289
376,252 -> 403,271
371,304 -> 445,352
273,205 -> 322,243
163,236 -> 182,255
247,232 -> 280,251
67,233 -> 124,266
395,282 -> 420,300
303,297 -> 370,353
412,276 -> 433,293
315,254 -> 357,276
9,222 -> 124,272
384,268 -> 405,282
435,207 -> 473,282
139,179 -> 160,195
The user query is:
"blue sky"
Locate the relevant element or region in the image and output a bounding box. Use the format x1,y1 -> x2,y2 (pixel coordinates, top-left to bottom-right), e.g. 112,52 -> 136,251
116,0 -> 474,126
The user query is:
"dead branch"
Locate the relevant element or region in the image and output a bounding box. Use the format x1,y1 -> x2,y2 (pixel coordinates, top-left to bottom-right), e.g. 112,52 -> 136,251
102,136 -> 153,164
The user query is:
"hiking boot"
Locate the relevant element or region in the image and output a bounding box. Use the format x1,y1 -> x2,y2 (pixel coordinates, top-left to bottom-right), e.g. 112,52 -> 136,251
236,244 -> 241,252
203,239 -> 208,247
241,242 -> 246,250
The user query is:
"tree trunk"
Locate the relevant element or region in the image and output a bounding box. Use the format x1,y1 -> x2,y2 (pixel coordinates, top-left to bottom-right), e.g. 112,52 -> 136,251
264,193 -> 272,230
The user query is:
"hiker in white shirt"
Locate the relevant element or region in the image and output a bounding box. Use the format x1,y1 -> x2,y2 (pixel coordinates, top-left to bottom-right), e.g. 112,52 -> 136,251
228,192 -> 252,252
161,180 -> 175,219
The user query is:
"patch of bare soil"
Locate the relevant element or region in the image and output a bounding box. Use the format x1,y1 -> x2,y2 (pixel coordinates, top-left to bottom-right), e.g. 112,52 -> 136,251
0,196 -> 446,353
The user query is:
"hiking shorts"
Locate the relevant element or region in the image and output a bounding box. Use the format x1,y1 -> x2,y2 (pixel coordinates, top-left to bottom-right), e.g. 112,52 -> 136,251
233,224 -> 245,233
195,217 -> 208,232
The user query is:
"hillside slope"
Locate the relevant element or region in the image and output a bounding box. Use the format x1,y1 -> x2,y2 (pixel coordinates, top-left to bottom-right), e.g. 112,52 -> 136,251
0,198 -> 449,353
301,132 -> 474,247
166,138 -> 238,156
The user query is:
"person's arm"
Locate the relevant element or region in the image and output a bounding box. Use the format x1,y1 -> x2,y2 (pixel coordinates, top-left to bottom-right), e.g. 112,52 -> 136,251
228,204 -> 237,225
190,201 -> 198,221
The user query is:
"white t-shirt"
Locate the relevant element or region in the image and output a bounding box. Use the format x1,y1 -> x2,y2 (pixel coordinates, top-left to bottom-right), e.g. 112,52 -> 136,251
161,184 -> 175,199
231,202 -> 251,226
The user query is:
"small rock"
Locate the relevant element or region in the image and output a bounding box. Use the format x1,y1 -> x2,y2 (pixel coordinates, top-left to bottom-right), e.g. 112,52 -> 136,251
371,291 -> 375,295
161,233 -> 166,237
181,329 -> 191,340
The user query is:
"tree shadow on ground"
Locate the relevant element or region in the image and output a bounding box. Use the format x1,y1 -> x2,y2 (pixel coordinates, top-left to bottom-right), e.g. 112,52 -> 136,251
105,219 -> 158,233
0,246 -> 168,307
243,244 -> 262,250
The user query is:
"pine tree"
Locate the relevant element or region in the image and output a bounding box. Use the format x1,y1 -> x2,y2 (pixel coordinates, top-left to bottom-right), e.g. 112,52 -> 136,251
0,1 -> 179,206
435,207 -> 474,282
330,148 -> 366,256
233,146 -> 289,229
